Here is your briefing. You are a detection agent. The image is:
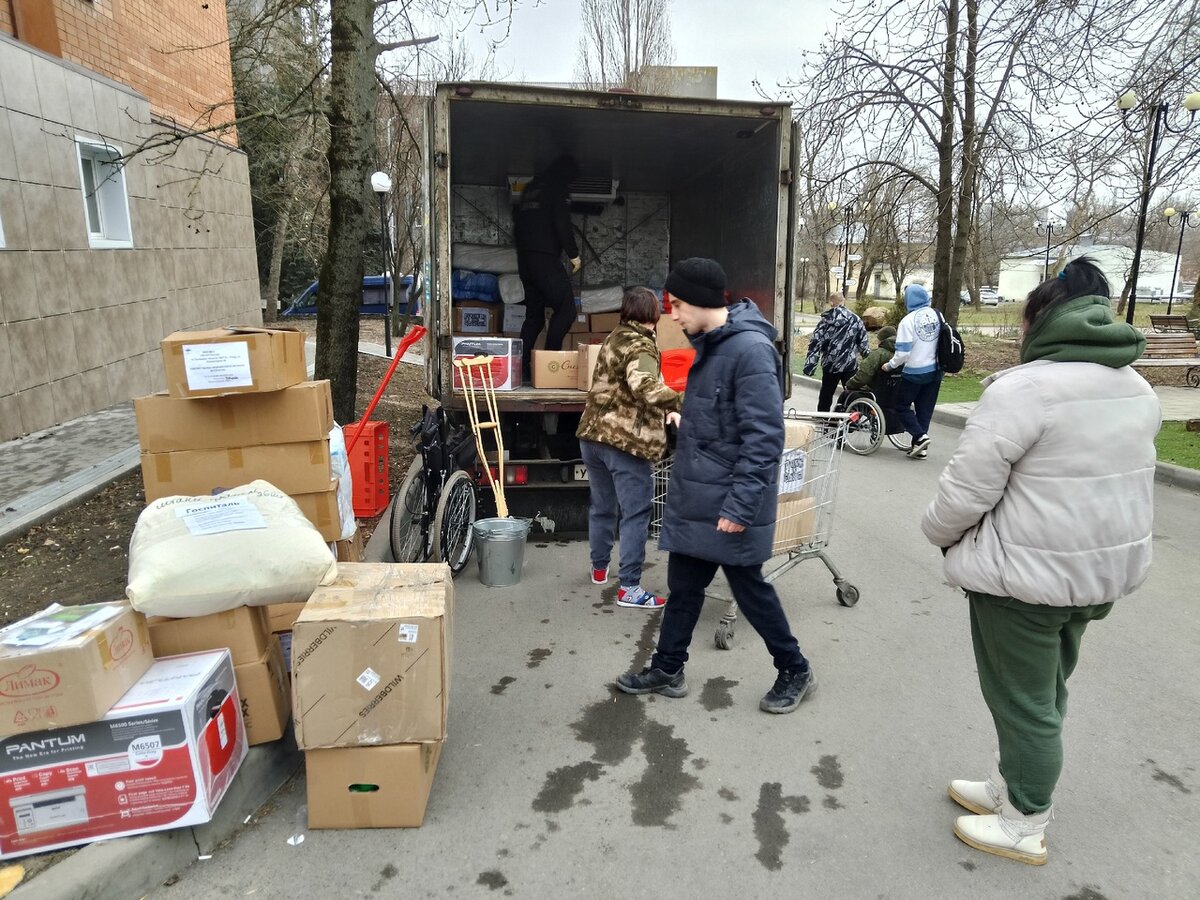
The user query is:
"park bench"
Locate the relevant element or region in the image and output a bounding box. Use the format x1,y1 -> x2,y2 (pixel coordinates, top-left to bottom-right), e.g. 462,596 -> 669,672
1132,330 -> 1199,387
1149,314 -> 1199,337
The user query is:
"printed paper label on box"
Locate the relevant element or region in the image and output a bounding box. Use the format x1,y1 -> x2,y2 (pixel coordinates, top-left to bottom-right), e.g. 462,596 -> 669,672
175,497 -> 268,536
779,449 -> 808,495
182,342 -> 254,390
397,624 -> 419,644
356,667 -> 381,691
0,604 -> 121,649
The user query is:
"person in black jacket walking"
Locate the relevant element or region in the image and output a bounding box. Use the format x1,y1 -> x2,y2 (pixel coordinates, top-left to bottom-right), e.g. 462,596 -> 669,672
614,258 -> 817,714
803,292 -> 869,412
514,155 -> 582,379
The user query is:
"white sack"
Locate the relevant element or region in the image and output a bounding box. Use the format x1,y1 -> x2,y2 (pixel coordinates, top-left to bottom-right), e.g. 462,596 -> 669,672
328,424 -> 358,541
452,243 -> 519,274
498,273 -> 525,305
126,480 -> 337,617
580,283 -> 624,313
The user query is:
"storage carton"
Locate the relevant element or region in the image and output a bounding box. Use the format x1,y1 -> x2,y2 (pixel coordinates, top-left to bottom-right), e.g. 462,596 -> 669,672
568,307 -> 589,333
147,606 -> 270,666
306,741 -> 442,829
292,564 -> 452,749
134,381 -> 334,453
577,343 -> 604,392
264,602 -> 307,635
655,315 -> 691,351
779,419 -> 817,501
335,530 -> 364,562
292,478 -> 343,542
454,301 -> 498,334
502,304 -> 526,334
0,650 -> 246,860
451,337 -> 522,391
588,312 -> 621,333
161,327 -> 307,399
234,637 -> 290,745
140,440 -> 333,502
772,496 -> 819,555
0,603 -> 153,737
532,350 -> 579,389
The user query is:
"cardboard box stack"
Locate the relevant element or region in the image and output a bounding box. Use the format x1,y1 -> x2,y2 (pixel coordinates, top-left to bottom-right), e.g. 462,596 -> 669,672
136,327 -> 348,542
292,563 -> 452,829
773,419 -> 820,554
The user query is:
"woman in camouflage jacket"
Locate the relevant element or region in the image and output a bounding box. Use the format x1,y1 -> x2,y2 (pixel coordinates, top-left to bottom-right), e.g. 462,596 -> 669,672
576,287 -> 682,608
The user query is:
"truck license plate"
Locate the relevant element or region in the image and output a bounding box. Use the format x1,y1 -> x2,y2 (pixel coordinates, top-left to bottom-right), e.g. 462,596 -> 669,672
573,465 -> 588,481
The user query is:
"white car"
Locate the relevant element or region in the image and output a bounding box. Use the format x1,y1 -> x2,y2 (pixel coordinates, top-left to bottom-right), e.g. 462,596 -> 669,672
977,287 -> 1001,306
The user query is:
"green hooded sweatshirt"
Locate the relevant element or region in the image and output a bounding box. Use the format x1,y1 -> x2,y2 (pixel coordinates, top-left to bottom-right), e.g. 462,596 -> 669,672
1020,294 -> 1145,368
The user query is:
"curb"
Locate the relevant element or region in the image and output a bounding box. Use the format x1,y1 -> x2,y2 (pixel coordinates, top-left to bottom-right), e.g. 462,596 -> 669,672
12,737 -> 302,900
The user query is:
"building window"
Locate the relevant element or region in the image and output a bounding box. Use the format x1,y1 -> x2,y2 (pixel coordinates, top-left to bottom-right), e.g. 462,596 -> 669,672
75,138 -> 133,249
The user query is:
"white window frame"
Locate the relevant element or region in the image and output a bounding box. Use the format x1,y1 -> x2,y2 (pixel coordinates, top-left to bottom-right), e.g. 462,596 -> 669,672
75,137 -> 133,249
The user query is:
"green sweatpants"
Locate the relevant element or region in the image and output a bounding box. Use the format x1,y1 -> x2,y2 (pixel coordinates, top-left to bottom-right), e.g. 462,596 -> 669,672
968,591 -> 1113,815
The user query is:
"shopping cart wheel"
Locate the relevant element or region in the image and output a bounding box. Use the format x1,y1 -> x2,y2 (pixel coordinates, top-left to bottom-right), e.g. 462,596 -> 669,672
714,621 -> 735,650
836,584 -> 860,607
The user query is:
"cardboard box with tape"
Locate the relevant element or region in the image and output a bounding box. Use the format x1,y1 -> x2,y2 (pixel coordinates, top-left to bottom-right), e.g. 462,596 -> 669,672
140,440 -> 333,502
453,301 -> 498,334
161,326 -> 307,399
532,350 -> 579,389
147,605 -> 270,666
779,419 -> 817,500
772,495 -> 820,555
577,342 -> 604,391
305,741 -> 443,829
234,636 -> 291,745
291,478 -> 342,542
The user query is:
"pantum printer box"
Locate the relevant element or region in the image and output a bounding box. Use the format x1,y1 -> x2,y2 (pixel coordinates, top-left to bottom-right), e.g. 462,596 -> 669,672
0,650 -> 246,860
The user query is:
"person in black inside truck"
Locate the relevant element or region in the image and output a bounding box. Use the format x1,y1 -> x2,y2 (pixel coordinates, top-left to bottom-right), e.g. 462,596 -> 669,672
514,155 -> 583,381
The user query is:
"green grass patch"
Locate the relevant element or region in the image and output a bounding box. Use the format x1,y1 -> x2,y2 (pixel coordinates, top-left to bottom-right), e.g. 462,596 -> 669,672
936,375 -> 987,404
1156,423 -> 1200,470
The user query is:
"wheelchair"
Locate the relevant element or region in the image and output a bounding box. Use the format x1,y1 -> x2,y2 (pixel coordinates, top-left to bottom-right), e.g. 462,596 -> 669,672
836,371 -> 910,456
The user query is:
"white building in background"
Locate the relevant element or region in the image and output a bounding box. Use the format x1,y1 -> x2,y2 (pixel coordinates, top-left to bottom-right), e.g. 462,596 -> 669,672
998,243 -> 1178,304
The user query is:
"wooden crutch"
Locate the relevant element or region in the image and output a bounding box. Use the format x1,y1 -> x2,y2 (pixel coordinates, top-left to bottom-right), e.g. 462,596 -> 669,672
453,355 -> 509,518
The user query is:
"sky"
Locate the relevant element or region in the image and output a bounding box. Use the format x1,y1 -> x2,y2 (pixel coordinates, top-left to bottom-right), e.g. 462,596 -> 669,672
457,0 -> 837,101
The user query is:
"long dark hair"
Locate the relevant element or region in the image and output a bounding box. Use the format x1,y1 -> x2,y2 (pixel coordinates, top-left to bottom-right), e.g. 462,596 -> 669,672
1023,256 -> 1109,327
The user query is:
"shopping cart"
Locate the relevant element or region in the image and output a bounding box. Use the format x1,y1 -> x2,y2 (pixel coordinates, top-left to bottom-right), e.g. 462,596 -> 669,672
651,410 -> 859,650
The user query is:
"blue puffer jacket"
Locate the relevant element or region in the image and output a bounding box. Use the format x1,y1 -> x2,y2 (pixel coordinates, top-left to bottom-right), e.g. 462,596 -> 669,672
659,299 -> 784,566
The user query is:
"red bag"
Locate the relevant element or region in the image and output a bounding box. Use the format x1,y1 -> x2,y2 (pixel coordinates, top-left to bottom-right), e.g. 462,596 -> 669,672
660,349 -> 695,392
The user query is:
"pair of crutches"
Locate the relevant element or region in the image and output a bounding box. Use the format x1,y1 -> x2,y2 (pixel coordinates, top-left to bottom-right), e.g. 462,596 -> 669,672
453,356 -> 509,518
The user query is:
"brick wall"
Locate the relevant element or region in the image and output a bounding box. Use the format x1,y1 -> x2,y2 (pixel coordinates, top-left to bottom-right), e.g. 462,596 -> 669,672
2,0 -> 237,146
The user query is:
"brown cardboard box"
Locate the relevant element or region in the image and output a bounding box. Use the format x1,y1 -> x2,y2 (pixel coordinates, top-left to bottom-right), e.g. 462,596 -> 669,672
147,605 -> 271,666
772,496 -> 819,555
134,381 -> 334,453
335,530 -> 364,562
234,636 -> 291,745
0,602 -> 153,736
532,350 -> 579,389
292,479 -> 342,541
305,741 -> 443,829
291,563 -> 452,749
779,420 -> 817,500
264,602 -> 307,635
568,307 -> 589,333
502,304 -> 526,334
577,342 -> 604,392
161,327 -> 307,399
454,301 -> 498,334
141,440 -> 332,501
588,312 -> 621,333
655,315 -> 691,351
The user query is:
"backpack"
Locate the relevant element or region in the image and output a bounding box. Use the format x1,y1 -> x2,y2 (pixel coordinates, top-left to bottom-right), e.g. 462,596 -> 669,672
935,311 -> 965,374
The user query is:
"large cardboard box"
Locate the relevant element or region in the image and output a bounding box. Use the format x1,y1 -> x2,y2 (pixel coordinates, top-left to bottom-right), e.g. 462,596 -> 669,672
454,301 -> 498,334
292,564 -> 452,749
134,381 -> 334,453
0,603 -> 152,737
532,350 -> 579,389
335,530 -> 365,562
772,496 -> 819,555
588,312 -> 621,333
779,420 -> 817,501
141,440 -> 333,501
577,342 -> 604,392
306,741 -> 442,829
292,478 -> 342,542
0,650 -> 246,860
234,637 -> 290,745
655,315 -> 691,351
451,337 -> 522,391
147,606 -> 270,666
161,327 -> 307,399
264,602 -> 307,635
502,304 -> 526,335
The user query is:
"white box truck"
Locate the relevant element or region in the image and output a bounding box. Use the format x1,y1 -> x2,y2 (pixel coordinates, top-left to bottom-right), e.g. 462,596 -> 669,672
424,82 -> 801,529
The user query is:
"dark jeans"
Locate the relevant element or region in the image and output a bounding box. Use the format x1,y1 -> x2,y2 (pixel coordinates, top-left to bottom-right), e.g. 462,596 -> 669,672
580,440 -> 653,587
892,373 -> 943,440
818,366 -> 857,412
518,251 -> 575,375
652,552 -> 807,674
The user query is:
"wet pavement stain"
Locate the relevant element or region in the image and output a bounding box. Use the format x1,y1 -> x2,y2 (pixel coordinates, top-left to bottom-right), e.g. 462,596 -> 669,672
823,794 -> 843,810
370,864 -> 398,893
1063,888 -> 1109,900
534,543 -> 549,548
594,584 -> 619,608
531,761 -> 604,813
630,611 -> 663,672
490,676 -> 516,695
958,861 -> 975,872
477,870 -> 508,890
1151,766 -> 1191,793
572,691 -> 649,765
718,787 -> 739,801
752,783 -> 810,871
699,676 -> 738,711
692,758 -> 708,770
541,618 -> 550,624
545,819 -> 560,833
719,812 -> 734,824
630,720 -> 700,827
527,648 -> 552,669
812,754 -> 844,790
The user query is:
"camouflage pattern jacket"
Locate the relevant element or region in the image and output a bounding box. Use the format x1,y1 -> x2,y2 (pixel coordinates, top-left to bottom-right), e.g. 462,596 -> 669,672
576,322 -> 682,461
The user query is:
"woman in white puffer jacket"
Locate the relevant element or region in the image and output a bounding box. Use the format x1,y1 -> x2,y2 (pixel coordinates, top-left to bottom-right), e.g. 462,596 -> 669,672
921,257 -> 1161,867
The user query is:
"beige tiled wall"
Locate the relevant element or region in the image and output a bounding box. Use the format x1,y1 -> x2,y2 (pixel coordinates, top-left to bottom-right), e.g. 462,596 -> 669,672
0,39 -> 260,441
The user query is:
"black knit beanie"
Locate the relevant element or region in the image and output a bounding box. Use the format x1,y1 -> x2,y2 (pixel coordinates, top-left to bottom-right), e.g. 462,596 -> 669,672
664,258 -> 727,308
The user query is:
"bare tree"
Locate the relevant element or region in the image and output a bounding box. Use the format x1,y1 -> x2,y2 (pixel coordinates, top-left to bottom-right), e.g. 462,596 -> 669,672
575,0 -> 674,91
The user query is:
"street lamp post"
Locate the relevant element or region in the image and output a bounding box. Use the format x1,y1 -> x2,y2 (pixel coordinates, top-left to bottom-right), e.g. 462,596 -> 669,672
1035,220 -> 1066,280
1117,89 -> 1200,325
370,171 -> 393,357
1164,207 -> 1198,315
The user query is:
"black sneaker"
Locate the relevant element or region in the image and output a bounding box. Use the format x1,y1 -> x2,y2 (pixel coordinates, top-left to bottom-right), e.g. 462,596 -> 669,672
614,666 -> 688,698
759,666 -> 817,714
907,435 -> 931,458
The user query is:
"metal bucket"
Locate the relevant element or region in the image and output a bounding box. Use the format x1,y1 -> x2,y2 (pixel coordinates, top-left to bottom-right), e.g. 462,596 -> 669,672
472,517 -> 531,587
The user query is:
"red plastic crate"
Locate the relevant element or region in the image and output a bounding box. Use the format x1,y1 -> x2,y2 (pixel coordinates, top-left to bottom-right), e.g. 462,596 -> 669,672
346,420 -> 390,518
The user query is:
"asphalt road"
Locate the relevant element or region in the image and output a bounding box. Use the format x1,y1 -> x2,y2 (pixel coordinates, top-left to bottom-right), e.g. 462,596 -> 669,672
147,383 -> 1200,899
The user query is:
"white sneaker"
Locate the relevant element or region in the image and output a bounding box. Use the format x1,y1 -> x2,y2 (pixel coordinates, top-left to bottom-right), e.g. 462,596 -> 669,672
953,797 -> 1051,866
949,760 -> 1005,815
907,435 -> 930,458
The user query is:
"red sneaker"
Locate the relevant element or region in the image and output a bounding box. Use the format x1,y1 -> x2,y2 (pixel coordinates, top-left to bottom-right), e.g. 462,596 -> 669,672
591,566 -> 609,585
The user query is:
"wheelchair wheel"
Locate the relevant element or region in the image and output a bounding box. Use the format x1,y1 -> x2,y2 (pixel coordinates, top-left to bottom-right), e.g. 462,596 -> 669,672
390,457 -> 428,563
431,470 -> 476,575
843,397 -> 884,455
887,432 -> 909,450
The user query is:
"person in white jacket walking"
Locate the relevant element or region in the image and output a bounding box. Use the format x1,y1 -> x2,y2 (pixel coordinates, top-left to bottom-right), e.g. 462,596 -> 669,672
882,283 -> 941,459
921,257 -> 1160,866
